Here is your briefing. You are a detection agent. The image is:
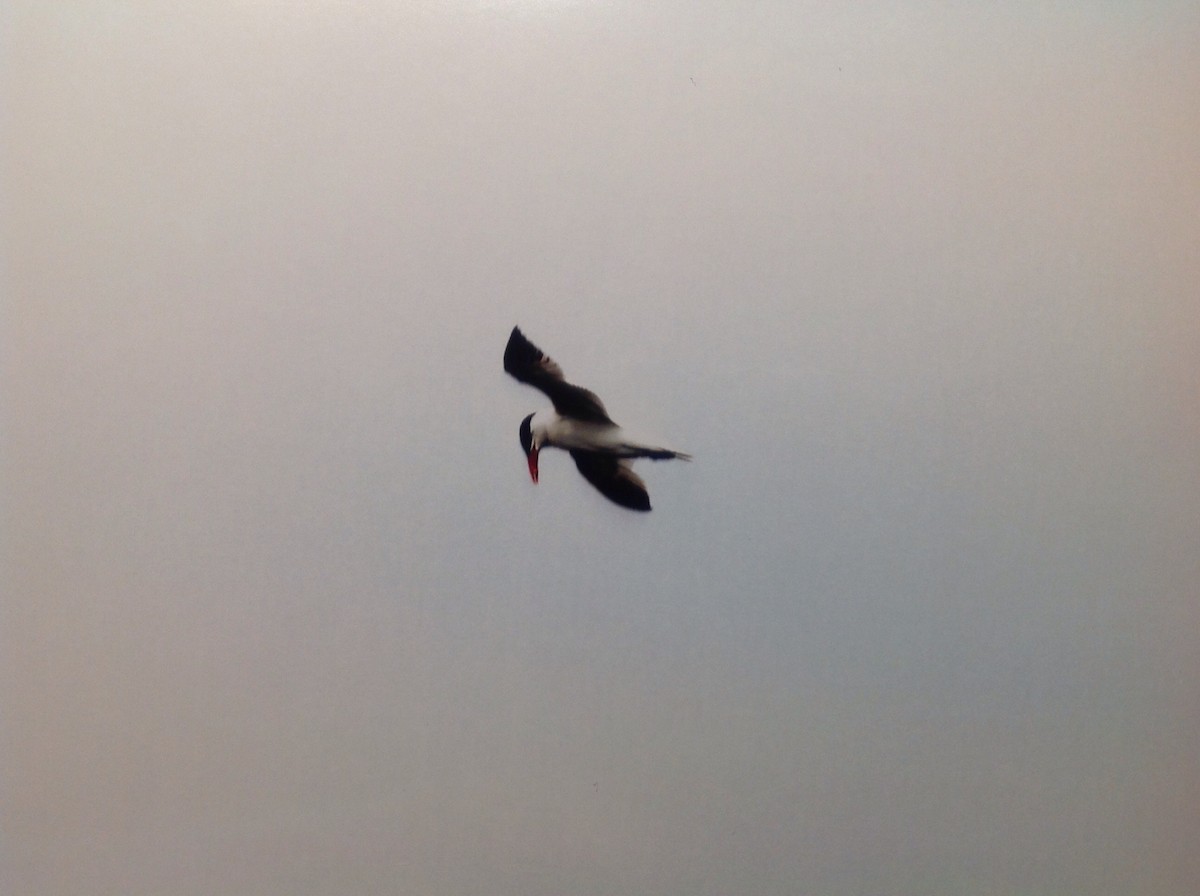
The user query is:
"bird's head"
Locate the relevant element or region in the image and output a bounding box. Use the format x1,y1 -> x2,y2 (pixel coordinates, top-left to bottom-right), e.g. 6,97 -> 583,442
518,413 -> 539,483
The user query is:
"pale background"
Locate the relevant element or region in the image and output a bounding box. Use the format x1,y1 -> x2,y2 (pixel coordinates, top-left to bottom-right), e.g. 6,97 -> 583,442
5,3 -> 1199,894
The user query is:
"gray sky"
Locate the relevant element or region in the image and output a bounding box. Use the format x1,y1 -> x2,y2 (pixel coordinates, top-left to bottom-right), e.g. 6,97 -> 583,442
6,2 -> 1199,894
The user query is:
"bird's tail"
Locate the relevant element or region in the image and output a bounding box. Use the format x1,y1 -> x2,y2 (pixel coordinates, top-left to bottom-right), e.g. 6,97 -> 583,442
626,445 -> 692,462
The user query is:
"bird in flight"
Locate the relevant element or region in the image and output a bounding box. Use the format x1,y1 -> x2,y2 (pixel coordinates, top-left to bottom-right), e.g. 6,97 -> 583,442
503,326 -> 691,511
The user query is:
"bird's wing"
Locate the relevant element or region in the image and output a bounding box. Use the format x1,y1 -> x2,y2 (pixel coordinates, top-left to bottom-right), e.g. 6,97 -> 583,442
504,327 -> 612,424
570,451 -> 652,512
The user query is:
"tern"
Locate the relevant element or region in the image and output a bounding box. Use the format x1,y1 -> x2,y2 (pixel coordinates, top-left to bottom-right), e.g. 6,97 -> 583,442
503,326 -> 691,511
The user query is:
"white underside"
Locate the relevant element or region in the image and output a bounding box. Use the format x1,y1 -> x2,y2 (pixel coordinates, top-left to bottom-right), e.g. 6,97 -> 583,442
532,411 -> 688,458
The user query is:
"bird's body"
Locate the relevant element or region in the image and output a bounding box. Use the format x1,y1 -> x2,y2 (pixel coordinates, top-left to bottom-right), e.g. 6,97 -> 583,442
504,327 -> 690,511
526,410 -> 683,458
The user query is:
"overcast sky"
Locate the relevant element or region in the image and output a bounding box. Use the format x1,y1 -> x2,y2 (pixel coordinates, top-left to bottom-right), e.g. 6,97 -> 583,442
6,3 -> 1199,894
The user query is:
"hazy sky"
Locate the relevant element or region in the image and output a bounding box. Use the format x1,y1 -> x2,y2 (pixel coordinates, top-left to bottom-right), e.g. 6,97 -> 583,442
6,3 -> 1199,894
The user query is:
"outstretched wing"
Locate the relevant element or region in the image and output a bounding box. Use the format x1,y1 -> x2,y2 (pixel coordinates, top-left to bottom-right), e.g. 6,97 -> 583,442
504,327 -> 612,424
570,451 -> 652,512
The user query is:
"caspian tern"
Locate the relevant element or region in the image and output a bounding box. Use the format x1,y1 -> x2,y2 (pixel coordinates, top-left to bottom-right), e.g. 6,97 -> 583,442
503,326 -> 691,512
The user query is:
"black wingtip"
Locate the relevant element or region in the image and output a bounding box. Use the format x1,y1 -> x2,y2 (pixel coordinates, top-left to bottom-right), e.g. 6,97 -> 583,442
617,490 -> 652,512
504,326 -> 535,375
